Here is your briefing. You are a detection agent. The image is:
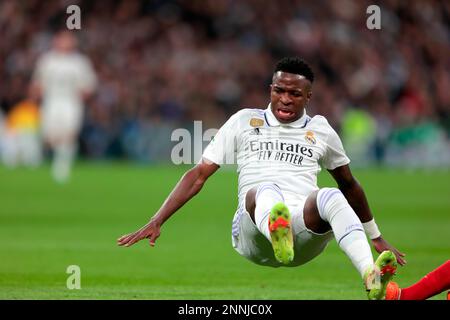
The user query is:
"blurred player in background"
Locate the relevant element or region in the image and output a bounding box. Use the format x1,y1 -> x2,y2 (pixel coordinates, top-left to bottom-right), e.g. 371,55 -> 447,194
118,57 -> 405,300
31,30 -> 97,183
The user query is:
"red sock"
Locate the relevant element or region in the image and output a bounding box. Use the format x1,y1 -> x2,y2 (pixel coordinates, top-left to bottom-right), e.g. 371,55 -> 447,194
400,260 -> 450,300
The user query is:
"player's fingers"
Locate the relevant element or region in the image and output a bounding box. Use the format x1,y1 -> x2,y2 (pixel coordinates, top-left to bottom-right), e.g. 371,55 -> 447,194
124,231 -> 145,247
148,232 -> 160,247
125,236 -> 142,247
117,234 -> 134,245
118,226 -> 149,245
397,254 -> 406,263
117,234 -> 131,243
119,231 -> 139,243
119,225 -> 155,247
395,252 -> 406,266
393,248 -> 406,258
124,239 -> 137,247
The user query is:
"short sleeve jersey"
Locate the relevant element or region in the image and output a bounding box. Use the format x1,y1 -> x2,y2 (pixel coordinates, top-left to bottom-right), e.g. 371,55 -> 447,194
202,105 -> 350,208
34,51 -> 97,110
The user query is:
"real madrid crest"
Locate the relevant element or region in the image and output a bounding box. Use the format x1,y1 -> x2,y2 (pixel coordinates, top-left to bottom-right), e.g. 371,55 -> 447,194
305,131 -> 316,145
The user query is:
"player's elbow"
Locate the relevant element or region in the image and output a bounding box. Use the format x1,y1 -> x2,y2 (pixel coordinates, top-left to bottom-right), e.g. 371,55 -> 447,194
195,168 -> 211,191
183,160 -> 217,195
192,181 -> 206,196
184,166 -> 207,191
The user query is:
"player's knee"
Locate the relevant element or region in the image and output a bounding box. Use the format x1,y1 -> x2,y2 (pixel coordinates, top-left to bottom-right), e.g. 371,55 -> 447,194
316,187 -> 347,221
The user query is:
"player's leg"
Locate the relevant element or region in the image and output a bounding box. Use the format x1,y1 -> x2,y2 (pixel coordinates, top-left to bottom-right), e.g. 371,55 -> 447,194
303,188 -> 374,276
53,137 -> 77,183
45,130 -> 77,183
246,183 -> 285,241
43,106 -> 80,183
303,187 -> 397,299
386,260 -> 450,300
246,183 -> 294,264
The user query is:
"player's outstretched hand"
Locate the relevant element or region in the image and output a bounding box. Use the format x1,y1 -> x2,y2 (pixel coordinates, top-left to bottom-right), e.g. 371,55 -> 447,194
372,237 -> 406,266
117,219 -> 161,247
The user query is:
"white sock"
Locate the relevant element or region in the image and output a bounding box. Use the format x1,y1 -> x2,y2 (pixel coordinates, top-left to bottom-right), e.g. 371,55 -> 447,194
254,183 -> 285,242
52,143 -> 76,183
339,232 -> 374,277
317,187 -> 373,277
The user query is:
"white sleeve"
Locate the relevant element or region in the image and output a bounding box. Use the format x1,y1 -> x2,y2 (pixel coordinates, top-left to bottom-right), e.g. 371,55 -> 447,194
322,127 -> 350,170
77,56 -> 97,93
202,112 -> 240,165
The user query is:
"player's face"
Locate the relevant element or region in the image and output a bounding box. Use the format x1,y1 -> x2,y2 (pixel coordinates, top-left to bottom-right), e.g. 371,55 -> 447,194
270,71 -> 312,123
54,31 -> 77,53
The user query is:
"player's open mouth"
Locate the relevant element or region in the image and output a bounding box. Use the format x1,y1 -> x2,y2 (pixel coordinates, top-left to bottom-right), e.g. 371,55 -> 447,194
277,108 -> 295,118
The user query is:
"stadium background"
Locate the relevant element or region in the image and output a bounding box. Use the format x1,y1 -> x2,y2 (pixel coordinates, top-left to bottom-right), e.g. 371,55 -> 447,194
0,0 -> 449,299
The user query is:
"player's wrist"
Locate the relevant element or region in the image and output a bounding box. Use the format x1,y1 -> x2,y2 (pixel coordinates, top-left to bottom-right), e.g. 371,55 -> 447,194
149,215 -> 163,226
362,219 -> 381,240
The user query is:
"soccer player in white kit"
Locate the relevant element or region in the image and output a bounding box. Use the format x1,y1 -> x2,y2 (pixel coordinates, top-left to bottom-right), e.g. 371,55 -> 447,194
118,57 -> 406,299
32,31 -> 97,183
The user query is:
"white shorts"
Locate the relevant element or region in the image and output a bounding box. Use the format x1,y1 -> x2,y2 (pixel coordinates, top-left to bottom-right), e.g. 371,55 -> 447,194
41,105 -> 83,141
231,202 -> 334,267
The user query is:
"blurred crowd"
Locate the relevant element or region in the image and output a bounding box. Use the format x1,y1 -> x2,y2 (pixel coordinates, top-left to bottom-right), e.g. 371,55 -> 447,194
0,0 -> 449,166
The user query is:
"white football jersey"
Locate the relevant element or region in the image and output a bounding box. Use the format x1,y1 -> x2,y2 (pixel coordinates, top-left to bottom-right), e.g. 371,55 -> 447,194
202,105 -> 350,208
34,51 -> 97,111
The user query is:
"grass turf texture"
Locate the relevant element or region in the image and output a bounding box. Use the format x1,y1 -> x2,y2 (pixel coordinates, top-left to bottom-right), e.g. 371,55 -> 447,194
0,163 -> 449,300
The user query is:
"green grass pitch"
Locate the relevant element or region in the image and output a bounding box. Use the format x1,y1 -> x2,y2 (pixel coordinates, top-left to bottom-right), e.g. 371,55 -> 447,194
0,163 -> 449,299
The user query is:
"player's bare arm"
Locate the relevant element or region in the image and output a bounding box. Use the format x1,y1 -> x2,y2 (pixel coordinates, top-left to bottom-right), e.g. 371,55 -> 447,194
328,164 -> 406,266
117,158 -> 219,247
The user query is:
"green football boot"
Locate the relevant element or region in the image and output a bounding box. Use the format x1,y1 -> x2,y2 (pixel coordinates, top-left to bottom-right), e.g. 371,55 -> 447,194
364,250 -> 398,300
268,202 -> 294,264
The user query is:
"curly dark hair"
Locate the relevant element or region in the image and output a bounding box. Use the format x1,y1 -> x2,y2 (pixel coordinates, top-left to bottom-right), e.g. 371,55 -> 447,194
274,57 -> 314,83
